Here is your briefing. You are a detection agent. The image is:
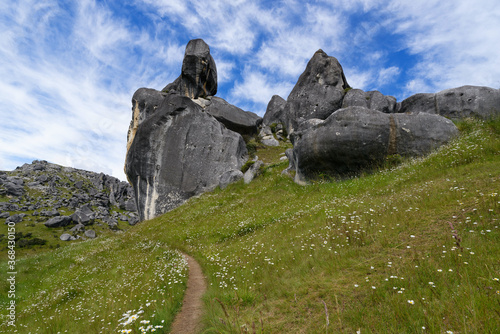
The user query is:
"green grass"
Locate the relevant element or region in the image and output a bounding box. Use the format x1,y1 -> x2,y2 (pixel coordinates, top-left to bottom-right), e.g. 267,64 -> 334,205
1,117 -> 499,333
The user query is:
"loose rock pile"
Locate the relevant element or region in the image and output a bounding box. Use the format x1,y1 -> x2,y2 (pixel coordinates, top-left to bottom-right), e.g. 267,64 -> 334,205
0,160 -> 138,242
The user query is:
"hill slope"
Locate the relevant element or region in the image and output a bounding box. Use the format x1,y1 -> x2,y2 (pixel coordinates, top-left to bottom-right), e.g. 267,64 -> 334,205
1,117 -> 499,333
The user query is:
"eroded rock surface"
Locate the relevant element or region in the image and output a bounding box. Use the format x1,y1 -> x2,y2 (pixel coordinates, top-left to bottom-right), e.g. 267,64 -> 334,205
292,107 -> 458,183
400,86 -> 500,119
282,49 -> 350,133
125,94 -> 247,221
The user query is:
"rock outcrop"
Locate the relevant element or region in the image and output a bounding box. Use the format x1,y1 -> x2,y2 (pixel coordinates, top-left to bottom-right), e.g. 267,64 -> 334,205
125,39 -> 263,221
203,96 -> 261,135
342,89 -> 398,114
0,160 -> 139,245
281,50 -> 350,134
400,86 -> 500,120
125,94 -> 247,221
291,107 -> 459,183
162,39 -> 218,99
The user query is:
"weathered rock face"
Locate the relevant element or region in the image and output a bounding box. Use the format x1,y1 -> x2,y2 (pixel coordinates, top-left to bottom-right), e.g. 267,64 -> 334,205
400,86 -> 500,119
203,96 -> 261,136
263,95 -> 286,126
127,88 -> 167,151
125,94 -> 248,221
292,107 -> 458,183
342,89 -> 398,114
282,49 -> 350,133
162,39 -> 217,99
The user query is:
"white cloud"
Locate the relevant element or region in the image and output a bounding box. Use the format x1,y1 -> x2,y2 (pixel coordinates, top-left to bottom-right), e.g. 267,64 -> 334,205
377,66 -> 401,87
385,0 -> 500,93
230,70 -> 294,115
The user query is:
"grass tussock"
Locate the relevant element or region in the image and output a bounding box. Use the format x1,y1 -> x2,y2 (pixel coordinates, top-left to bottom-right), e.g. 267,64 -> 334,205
1,117 -> 499,333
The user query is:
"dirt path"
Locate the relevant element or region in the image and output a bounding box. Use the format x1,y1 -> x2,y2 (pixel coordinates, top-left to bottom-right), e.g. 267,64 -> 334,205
170,254 -> 207,334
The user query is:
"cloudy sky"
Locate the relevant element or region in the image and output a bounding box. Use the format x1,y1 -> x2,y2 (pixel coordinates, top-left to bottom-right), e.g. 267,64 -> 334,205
1,0 -> 499,180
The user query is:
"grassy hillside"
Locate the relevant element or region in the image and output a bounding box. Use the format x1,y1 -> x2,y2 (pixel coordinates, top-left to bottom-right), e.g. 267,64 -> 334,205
1,117 -> 499,333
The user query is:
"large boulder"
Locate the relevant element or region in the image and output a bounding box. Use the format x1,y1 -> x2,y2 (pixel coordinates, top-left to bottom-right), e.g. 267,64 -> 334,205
342,89 -> 398,113
292,107 -> 458,183
45,216 -> 73,228
125,94 -> 248,221
263,95 -> 287,126
282,49 -> 350,133
399,86 -> 500,120
163,39 -> 217,99
202,96 -> 262,136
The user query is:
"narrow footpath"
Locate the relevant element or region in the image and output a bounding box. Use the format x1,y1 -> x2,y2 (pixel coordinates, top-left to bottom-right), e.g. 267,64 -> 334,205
170,254 -> 207,334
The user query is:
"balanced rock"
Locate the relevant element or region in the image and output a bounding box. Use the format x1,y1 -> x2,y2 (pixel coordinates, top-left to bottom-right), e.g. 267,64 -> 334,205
292,107 -> 458,183
282,49 -> 350,133
203,96 -> 262,136
400,85 -> 500,120
125,94 -> 248,221
163,39 -> 217,99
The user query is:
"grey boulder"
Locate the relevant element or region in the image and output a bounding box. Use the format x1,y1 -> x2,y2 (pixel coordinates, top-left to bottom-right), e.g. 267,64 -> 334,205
203,96 -> 262,136
292,106 -> 458,183
84,229 -> 96,239
243,160 -> 264,184
6,214 -> 23,224
125,94 -> 248,221
263,95 -> 287,126
60,233 -> 76,241
399,85 -> 500,120
282,49 -> 350,133
342,89 -> 398,113
71,205 -> 94,225
163,39 -> 217,99
259,126 -> 279,147
219,170 -> 244,189
45,216 -> 73,228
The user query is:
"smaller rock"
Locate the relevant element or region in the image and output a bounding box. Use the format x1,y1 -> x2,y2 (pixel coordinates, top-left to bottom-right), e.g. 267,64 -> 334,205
219,170 -> 244,189
60,233 -> 76,241
6,214 -> 23,224
259,126 -> 279,147
84,230 -> 96,239
70,223 -> 85,233
128,216 -> 139,226
45,216 -> 73,228
40,210 -> 60,217
243,160 -> 264,184
0,212 -> 10,219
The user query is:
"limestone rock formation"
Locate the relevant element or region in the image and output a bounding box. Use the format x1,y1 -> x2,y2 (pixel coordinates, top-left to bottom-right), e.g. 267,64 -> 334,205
162,39 -> 217,99
281,49 -> 350,133
400,86 -> 500,119
263,95 -> 286,126
125,94 -> 248,221
0,160 -> 138,244
125,39 -> 260,221
292,107 -> 458,183
342,89 -> 398,114
203,96 -> 261,135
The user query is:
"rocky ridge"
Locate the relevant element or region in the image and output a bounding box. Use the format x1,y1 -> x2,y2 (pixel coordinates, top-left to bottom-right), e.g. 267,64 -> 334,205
126,39 -> 500,222
1,160 -> 138,245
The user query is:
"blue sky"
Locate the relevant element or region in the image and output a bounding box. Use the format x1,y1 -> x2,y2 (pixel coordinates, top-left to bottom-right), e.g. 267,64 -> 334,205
1,0 -> 499,180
